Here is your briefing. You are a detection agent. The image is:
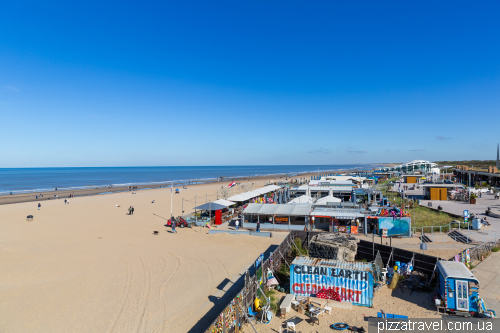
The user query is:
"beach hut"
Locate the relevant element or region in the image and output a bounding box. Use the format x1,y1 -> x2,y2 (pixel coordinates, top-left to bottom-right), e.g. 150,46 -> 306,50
436,261 -> 479,316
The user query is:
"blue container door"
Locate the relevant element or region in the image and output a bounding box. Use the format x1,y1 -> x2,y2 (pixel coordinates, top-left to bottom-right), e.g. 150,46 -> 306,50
456,280 -> 469,311
447,278 -> 456,310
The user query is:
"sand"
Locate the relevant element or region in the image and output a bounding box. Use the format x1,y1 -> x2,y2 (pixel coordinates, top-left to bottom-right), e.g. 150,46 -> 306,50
0,181 -> 285,333
246,285 -> 442,333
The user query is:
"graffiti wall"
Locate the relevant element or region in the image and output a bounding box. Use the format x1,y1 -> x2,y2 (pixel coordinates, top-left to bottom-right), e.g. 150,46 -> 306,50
290,263 -> 374,307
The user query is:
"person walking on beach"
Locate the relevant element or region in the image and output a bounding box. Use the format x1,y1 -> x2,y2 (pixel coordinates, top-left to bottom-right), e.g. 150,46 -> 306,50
128,206 -> 132,215
256,221 -> 260,232
38,203 -> 41,210
172,219 -> 177,234
131,206 -> 135,215
235,219 -> 239,231
64,199 -> 67,205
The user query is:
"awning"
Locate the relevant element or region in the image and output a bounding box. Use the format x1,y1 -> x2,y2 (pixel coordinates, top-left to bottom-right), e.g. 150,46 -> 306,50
194,199 -> 236,210
310,211 -> 364,218
242,203 -> 311,216
227,185 -> 282,202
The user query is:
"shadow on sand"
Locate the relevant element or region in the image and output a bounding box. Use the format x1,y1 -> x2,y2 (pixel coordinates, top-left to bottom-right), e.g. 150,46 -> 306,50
187,244 -> 279,333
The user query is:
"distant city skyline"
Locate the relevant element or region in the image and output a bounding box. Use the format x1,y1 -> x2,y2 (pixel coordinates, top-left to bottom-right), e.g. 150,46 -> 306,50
1,1 -> 499,168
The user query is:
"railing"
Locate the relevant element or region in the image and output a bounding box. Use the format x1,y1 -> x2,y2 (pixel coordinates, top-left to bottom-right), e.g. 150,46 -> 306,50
412,220 -> 470,235
418,230 -> 500,244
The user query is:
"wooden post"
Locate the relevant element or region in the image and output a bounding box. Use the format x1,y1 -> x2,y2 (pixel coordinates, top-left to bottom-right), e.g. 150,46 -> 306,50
372,232 -> 375,260
235,298 -> 240,333
223,310 -> 226,333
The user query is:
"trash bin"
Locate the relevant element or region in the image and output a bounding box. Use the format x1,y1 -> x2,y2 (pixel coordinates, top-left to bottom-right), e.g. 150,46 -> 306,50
27,215 -> 33,221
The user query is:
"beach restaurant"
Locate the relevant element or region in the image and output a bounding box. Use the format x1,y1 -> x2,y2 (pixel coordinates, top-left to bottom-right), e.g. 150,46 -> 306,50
242,203 -> 311,230
310,203 -> 365,233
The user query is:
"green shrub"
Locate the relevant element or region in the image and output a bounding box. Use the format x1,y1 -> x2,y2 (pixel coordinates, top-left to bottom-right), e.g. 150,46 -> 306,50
259,289 -> 280,314
492,247 -> 500,252
291,238 -> 308,257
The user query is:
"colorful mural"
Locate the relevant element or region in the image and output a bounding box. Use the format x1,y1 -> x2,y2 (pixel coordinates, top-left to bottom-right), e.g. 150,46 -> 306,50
378,217 -> 411,237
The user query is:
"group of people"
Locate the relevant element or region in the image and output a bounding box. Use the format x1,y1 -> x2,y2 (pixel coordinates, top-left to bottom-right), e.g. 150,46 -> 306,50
128,206 -> 135,215
471,213 -> 491,226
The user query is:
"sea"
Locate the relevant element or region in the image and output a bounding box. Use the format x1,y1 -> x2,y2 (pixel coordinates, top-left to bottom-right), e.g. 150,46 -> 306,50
0,164 -> 382,194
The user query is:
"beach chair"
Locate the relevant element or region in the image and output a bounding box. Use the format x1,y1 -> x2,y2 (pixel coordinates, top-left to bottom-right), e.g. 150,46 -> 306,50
248,307 -> 258,321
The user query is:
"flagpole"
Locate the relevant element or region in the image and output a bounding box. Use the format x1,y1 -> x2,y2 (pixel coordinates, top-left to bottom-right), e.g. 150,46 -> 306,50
170,182 -> 173,219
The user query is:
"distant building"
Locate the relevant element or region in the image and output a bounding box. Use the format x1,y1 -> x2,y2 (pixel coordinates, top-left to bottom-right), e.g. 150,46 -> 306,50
380,160 -> 437,173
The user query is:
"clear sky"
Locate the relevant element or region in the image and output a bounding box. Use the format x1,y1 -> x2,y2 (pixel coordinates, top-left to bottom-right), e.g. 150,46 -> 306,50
1,1 -> 499,167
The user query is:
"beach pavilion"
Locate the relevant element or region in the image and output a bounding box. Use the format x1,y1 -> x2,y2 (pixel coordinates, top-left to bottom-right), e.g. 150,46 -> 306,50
242,203 -> 311,230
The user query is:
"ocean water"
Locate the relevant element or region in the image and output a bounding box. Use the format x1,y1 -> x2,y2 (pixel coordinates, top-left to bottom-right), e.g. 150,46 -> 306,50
0,165 -> 380,194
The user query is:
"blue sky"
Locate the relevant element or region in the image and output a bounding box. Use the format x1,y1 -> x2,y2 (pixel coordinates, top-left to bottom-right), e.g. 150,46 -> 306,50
1,1 -> 499,167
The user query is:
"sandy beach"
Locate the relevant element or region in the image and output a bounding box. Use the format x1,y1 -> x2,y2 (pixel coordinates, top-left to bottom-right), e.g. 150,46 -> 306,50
0,180 -> 285,333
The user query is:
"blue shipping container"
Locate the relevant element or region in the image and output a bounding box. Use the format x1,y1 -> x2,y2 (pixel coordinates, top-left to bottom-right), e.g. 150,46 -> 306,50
290,257 -> 374,307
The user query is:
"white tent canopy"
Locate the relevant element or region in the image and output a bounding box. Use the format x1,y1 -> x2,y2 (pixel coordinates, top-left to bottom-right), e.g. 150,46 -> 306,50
288,195 -> 313,204
213,199 -> 236,207
227,185 -> 282,202
194,199 -> 236,210
313,195 -> 342,206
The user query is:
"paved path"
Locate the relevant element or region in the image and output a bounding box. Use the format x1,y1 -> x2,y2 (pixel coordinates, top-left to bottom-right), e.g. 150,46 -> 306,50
471,252 -> 500,315
393,182 -> 500,243
420,193 -> 500,243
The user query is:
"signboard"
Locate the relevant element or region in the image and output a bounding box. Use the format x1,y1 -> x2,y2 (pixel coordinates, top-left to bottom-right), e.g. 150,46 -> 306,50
382,228 -> 388,238
338,226 -> 346,233
378,217 -> 411,237
463,210 -> 470,218
275,217 -> 288,222
290,262 -> 374,307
